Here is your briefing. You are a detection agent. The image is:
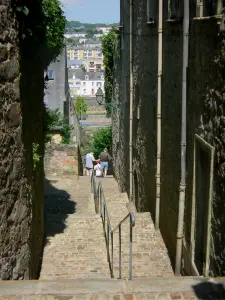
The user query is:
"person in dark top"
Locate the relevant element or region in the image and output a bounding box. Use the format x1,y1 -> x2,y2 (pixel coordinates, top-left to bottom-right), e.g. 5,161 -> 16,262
99,148 -> 111,177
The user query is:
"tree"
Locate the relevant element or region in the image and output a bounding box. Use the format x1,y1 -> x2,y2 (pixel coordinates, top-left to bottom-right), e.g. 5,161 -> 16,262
15,0 -> 66,68
92,127 -> 112,158
80,64 -> 86,72
75,96 -> 88,119
102,28 -> 117,117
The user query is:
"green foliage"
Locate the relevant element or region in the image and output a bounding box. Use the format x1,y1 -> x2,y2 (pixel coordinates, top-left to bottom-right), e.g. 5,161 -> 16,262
66,21 -> 119,30
75,96 -> 88,118
91,127 -> 112,158
102,28 -> 117,117
16,5 -> 29,15
42,0 -> 66,52
15,0 -> 66,68
32,143 -> 40,170
80,64 -> 87,72
43,106 -> 71,144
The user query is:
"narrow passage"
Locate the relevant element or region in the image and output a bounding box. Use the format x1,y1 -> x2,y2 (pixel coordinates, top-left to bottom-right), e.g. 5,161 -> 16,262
40,176 -> 110,279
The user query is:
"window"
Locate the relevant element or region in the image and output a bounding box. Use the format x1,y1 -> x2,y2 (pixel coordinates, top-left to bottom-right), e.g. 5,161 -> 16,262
97,82 -> 102,87
85,75 -> 89,80
76,82 -> 81,85
168,0 -> 183,20
83,89 -> 86,94
92,82 -> 94,86
73,74 -> 75,80
147,0 -> 156,23
101,75 -> 104,80
83,82 -> 86,86
196,0 -> 222,17
46,70 -> 54,80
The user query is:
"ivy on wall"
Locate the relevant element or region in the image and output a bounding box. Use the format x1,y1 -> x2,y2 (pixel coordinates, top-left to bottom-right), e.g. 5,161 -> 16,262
14,0 -> 66,68
43,107 -> 71,144
102,28 -> 118,117
14,0 -> 67,151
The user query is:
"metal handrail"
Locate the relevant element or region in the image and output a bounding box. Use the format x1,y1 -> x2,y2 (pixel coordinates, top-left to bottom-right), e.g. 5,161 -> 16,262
91,172 -> 135,280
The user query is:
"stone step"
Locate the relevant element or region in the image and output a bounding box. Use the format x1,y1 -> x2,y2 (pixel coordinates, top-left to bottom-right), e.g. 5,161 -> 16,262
41,176 -> 110,281
1,277 -> 224,299
97,177 -> 174,280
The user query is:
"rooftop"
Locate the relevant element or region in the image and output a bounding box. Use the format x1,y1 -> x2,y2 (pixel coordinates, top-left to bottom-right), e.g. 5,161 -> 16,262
68,69 -> 104,81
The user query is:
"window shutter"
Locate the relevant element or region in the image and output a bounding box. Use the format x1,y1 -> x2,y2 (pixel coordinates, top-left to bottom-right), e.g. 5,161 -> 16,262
147,0 -> 156,22
168,0 -> 183,19
196,0 -> 203,17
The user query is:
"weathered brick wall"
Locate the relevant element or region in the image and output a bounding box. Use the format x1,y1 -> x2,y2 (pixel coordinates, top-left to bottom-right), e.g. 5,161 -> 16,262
44,144 -> 79,178
0,1 -> 44,279
113,1 -> 225,276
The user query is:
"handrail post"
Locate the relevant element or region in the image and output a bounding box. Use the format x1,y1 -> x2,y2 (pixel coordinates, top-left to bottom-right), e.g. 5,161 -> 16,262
100,188 -> 102,216
103,203 -> 106,231
129,215 -> 133,280
96,185 -> 99,214
107,222 -> 110,262
91,172 -> 93,192
119,224 -> 122,279
111,232 -> 114,278
92,182 -> 136,280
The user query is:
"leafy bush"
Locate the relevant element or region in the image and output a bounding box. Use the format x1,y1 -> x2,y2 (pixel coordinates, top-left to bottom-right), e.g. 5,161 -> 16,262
91,127 -> 112,158
32,143 -> 40,169
15,0 -> 66,68
75,96 -> 88,119
43,106 -> 71,144
102,28 -> 117,116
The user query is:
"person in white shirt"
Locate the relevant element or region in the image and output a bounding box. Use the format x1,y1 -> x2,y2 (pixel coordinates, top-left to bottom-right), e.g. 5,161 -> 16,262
85,151 -> 95,176
94,162 -> 102,177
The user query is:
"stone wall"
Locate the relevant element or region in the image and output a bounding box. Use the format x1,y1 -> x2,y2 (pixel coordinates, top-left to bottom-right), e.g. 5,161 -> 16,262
113,0 -> 225,276
44,144 -> 80,177
0,1 -> 44,279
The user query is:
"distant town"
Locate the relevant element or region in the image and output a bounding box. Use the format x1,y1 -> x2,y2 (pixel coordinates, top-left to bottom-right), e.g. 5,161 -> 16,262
65,21 -> 118,126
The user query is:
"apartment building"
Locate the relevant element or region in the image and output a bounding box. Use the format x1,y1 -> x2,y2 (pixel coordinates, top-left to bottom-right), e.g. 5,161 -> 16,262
68,69 -> 104,97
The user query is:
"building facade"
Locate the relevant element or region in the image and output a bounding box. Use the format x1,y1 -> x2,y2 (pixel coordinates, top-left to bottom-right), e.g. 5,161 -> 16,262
64,32 -> 86,39
67,45 -> 103,61
68,69 -> 104,97
44,48 -> 75,126
113,0 -> 225,277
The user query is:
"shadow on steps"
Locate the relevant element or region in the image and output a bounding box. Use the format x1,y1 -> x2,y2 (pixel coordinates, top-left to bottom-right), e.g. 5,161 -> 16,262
38,178 -> 76,278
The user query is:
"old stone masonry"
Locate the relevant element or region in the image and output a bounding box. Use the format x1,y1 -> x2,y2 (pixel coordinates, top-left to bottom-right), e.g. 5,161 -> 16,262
2,173 -> 225,299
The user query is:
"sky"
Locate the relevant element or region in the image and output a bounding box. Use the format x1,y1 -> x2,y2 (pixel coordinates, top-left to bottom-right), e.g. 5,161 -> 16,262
61,0 -> 120,23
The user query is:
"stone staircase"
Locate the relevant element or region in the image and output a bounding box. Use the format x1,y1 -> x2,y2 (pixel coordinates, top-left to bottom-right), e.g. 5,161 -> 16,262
96,177 -> 173,279
1,277 -> 225,299
39,176 -> 110,280
1,176 -> 225,299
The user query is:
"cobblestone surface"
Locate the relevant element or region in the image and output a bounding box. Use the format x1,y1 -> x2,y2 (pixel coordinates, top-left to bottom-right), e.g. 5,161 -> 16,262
2,276 -> 225,299
39,176 -> 110,279
96,176 -> 174,279
0,293 -> 199,299
4,175 -> 223,299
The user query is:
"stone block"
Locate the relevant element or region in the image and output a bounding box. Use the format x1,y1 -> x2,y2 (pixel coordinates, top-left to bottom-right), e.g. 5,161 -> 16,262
0,57 -> 19,82
0,43 -> 7,62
